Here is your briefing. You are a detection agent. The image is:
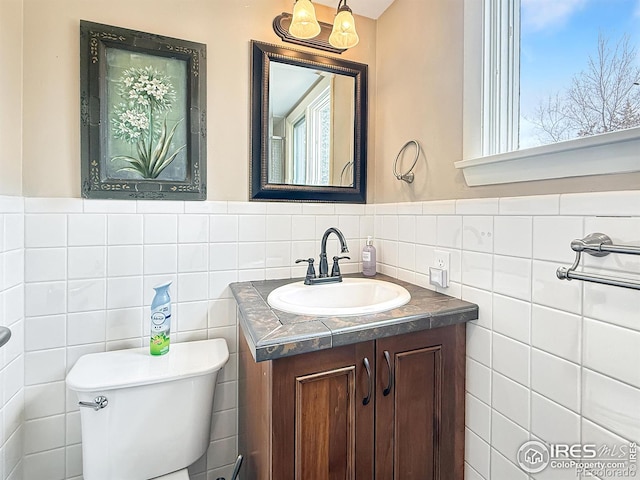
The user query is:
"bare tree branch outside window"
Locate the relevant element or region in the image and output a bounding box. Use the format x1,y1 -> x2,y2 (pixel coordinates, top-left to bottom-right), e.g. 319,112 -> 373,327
526,34 -> 640,146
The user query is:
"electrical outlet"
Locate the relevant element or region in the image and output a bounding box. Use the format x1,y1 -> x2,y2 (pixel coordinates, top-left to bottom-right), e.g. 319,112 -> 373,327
433,250 -> 450,271
430,250 -> 451,288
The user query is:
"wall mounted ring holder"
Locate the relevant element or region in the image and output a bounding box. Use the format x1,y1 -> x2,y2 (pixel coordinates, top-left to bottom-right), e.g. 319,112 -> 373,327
393,140 -> 420,184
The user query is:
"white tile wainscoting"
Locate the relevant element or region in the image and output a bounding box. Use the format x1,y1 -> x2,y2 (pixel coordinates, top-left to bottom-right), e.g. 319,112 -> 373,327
19,198 -> 374,480
0,190 -> 639,480
0,196 -> 25,480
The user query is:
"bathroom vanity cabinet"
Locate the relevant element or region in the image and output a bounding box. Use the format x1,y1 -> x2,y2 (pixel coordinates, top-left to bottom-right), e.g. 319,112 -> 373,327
238,323 -> 465,480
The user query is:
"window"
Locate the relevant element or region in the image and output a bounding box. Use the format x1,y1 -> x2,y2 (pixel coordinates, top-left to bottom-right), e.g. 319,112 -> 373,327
286,81 -> 333,186
520,2 -> 640,150
305,87 -> 332,185
457,0 -> 640,186
292,117 -> 307,185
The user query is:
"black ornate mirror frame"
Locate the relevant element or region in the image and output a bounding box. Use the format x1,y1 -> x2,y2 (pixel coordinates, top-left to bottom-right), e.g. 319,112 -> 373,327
250,41 -> 368,203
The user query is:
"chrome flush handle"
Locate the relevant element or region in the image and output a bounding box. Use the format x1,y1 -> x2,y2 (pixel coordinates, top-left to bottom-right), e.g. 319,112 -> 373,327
79,395 -> 109,411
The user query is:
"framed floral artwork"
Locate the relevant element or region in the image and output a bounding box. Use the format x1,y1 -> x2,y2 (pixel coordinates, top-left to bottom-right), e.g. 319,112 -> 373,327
80,21 -> 206,200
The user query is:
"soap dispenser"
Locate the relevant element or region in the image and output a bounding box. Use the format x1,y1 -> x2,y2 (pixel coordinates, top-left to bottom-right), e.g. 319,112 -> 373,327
362,236 -> 377,276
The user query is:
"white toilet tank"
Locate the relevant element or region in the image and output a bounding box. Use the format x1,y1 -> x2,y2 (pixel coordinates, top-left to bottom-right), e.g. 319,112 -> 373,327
66,339 -> 229,480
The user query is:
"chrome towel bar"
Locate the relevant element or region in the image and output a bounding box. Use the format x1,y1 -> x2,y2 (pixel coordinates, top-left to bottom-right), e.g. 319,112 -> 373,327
556,233 -> 640,291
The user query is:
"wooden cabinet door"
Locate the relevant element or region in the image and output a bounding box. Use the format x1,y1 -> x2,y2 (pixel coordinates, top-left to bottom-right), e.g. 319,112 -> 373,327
272,341 -> 376,480
375,324 -> 466,480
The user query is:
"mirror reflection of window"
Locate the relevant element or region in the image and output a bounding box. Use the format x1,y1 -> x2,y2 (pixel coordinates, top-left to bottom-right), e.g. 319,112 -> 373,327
285,76 -> 333,186
288,84 -> 332,186
292,117 -> 307,184
268,62 -> 355,187
269,116 -> 285,183
317,92 -> 331,185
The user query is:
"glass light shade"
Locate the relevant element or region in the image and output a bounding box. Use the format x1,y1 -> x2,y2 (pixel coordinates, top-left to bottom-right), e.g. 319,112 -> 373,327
289,0 -> 321,40
329,9 -> 359,49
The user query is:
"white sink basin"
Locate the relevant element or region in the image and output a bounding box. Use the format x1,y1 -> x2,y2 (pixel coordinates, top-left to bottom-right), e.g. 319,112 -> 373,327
267,278 -> 411,316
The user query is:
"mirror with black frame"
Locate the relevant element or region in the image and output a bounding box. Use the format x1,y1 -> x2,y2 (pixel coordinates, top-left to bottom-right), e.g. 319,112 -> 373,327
250,41 -> 367,202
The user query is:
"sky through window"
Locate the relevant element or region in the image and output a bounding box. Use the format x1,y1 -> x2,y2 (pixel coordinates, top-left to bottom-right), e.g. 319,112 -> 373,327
519,0 -> 640,148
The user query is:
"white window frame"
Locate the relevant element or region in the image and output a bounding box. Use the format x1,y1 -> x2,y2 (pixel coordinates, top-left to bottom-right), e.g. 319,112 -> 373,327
305,87 -> 332,185
291,116 -> 307,184
457,0 -> 640,186
285,77 -> 333,186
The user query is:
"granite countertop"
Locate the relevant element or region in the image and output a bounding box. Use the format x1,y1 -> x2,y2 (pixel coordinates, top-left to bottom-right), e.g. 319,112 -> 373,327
230,273 -> 479,362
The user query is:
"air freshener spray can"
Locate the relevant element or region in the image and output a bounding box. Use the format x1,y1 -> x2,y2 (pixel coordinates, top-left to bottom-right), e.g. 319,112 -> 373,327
150,281 -> 172,355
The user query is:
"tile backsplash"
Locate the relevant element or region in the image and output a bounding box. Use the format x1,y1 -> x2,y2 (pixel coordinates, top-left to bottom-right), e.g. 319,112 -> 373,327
1,190 -> 639,480
0,196 -> 25,480
19,198 -> 374,480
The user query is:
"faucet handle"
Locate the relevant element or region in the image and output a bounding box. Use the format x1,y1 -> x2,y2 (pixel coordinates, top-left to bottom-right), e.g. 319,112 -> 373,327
295,258 -> 316,281
295,257 -> 315,265
331,255 -> 350,277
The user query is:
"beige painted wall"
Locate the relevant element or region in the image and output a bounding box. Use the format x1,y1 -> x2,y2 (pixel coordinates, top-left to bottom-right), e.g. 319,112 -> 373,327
331,75 -> 356,186
374,0 -> 640,203
0,0 -> 23,196
375,0 -> 464,203
21,0 -> 376,200
17,0 -> 638,201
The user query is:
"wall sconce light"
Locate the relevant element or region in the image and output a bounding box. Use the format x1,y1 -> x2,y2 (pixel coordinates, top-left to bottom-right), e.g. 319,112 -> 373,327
329,0 -> 359,49
288,0 -> 321,40
273,0 -> 359,54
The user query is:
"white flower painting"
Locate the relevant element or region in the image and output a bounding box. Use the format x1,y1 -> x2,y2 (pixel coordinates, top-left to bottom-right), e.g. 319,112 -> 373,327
110,66 -> 185,179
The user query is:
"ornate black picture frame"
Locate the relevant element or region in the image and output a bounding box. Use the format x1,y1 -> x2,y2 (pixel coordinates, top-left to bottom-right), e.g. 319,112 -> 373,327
80,21 -> 206,200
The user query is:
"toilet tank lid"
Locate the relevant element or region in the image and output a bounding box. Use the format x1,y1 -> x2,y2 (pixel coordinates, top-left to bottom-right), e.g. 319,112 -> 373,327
66,339 -> 230,392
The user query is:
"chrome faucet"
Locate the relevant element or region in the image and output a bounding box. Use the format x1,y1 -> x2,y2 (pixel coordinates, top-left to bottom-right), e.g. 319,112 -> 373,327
295,227 -> 350,285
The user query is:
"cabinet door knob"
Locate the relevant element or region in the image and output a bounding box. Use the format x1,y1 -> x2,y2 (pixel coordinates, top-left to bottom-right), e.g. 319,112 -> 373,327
383,350 -> 394,396
362,357 -> 372,406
